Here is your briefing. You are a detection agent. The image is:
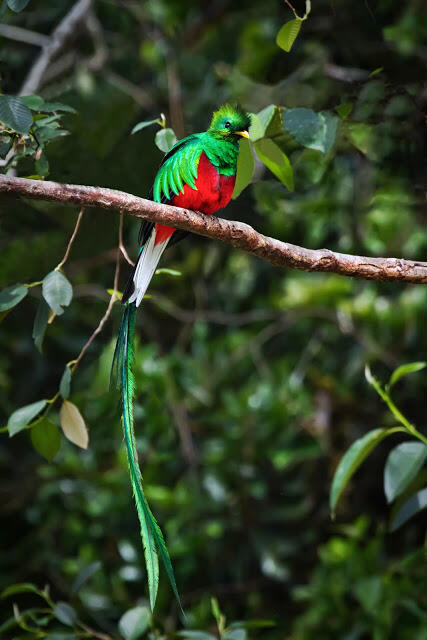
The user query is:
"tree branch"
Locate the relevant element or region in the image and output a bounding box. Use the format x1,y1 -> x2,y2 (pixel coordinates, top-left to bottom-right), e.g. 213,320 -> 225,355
1,174 -> 426,284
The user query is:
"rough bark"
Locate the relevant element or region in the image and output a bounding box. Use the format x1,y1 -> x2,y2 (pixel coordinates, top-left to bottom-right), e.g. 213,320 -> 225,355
1,174 -> 426,284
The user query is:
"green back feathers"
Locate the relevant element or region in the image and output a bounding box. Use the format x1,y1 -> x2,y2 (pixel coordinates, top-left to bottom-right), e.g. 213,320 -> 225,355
152,135 -> 202,202
152,104 -> 251,203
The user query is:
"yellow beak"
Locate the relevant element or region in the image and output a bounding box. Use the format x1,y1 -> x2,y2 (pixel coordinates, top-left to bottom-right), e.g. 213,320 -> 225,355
236,130 -> 249,139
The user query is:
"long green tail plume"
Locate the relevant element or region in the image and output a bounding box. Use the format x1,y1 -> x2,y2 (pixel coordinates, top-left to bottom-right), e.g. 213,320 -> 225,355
112,302 -> 182,612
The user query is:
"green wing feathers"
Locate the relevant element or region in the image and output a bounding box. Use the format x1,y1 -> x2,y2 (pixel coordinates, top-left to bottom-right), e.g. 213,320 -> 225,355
112,303 -> 183,613
153,135 -> 203,202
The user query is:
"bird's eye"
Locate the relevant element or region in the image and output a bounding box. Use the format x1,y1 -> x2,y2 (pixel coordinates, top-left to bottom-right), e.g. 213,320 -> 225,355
225,121 -> 231,129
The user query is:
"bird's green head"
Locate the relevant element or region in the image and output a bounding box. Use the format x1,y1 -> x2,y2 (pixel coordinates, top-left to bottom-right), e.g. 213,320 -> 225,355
208,104 -> 251,142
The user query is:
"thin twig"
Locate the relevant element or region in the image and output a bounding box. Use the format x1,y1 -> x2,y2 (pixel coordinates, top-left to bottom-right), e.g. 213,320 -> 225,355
70,228 -> 121,371
56,207 -> 85,270
119,212 -> 135,266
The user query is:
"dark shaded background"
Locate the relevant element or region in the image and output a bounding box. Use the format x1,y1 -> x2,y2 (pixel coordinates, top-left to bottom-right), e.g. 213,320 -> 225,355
1,1 -> 427,638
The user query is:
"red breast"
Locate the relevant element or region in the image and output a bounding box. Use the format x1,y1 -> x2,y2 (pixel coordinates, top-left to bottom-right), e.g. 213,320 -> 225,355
154,152 -> 236,245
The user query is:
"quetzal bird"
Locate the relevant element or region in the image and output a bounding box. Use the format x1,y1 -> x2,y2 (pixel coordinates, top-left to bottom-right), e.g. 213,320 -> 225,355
112,104 -> 251,610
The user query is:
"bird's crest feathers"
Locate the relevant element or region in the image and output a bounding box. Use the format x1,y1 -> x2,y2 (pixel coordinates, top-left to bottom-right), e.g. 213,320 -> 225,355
208,104 -> 251,138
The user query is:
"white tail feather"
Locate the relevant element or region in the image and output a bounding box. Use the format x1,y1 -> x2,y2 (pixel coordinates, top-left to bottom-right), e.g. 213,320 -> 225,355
128,230 -> 169,307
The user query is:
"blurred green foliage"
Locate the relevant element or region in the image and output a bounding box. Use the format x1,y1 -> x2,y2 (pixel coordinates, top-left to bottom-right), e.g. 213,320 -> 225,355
1,0 -> 427,638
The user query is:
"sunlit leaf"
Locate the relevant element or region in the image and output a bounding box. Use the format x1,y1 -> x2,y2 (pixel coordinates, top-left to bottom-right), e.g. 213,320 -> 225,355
0,95 -> 32,133
0,284 -> 28,312
155,268 -> 182,276
42,270 -> 73,316
384,442 -> 427,503
330,428 -> 395,513
155,128 -> 177,153
30,418 -> 61,461
232,138 -> 254,199
276,19 -> 302,52
119,606 -> 150,640
254,138 -> 294,191
249,106 -> 283,141
390,487 -> 427,531
60,400 -> 89,449
389,362 -> 426,388
8,400 -> 47,437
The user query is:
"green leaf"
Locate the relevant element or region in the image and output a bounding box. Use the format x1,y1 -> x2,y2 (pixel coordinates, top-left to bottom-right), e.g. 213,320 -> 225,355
71,561 -> 101,595
59,400 -> 89,449
131,118 -> 159,134
53,602 -> 77,627
211,597 -> 221,621
32,297 -> 50,352
228,620 -> 276,629
30,418 -> 61,461
224,630 -> 247,640
336,102 -> 353,119
0,95 -> 32,133
20,94 -> 44,110
8,400 -> 47,437
250,105 -> 283,141
254,138 -> 294,191
1,583 -> 43,598
176,632 -> 217,640
346,122 -> 376,157
389,362 -> 426,388
384,442 -> 427,503
7,0 -> 30,12
118,606 -> 150,640
39,102 -> 76,113
390,487 -> 427,531
276,19 -> 302,52
232,138 -> 254,199
283,108 -> 338,154
155,268 -> 182,277
59,366 -> 72,399
155,127 -> 177,153
330,428 -> 395,513
0,284 -> 28,311
35,152 -> 49,177
42,270 -> 73,316
353,576 -> 382,614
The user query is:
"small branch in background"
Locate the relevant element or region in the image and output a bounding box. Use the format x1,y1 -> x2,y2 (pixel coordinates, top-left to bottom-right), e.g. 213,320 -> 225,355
70,221 -> 122,371
0,24 -> 51,47
19,0 -> 92,96
166,60 -> 185,139
323,62 -> 369,83
1,175 -> 427,285
56,207 -> 85,270
102,70 -> 153,108
119,213 -> 135,266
